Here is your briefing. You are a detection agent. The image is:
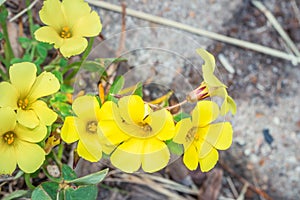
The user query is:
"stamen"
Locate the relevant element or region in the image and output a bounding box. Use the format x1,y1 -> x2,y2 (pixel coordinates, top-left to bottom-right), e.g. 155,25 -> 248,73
185,127 -> 198,142
3,132 -> 15,145
60,26 -> 72,39
86,121 -> 98,134
17,98 -> 29,109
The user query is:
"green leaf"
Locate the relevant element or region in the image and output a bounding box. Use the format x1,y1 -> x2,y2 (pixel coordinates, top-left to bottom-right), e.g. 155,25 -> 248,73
132,82 -> 143,97
64,185 -> 98,200
52,70 -> 63,83
62,164 -> 77,181
81,61 -> 106,75
0,31 -> 3,40
59,58 -> 68,67
166,140 -> 183,155
37,44 -> 48,58
31,182 -> 59,200
2,190 -> 29,200
173,112 -> 191,122
109,76 -> 124,95
66,168 -> 108,185
61,84 -> 74,93
18,37 -> 32,49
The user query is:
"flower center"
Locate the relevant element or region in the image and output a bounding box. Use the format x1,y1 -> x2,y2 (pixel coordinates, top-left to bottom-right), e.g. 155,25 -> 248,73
185,127 -> 199,142
3,132 -> 15,145
17,98 -> 29,110
60,26 -> 72,39
86,121 -> 98,134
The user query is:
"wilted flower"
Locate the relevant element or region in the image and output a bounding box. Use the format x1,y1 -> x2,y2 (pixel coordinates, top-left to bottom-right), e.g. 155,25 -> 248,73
173,100 -> 232,172
34,0 -> 102,58
0,62 -> 60,129
0,107 -> 46,174
187,49 -> 236,115
99,95 -> 175,173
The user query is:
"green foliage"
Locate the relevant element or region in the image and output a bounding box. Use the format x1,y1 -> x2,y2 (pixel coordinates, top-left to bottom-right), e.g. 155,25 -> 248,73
166,140 -> 183,155
107,76 -> 124,102
173,112 -> 191,122
10,37 -> 53,69
50,91 -> 73,118
2,190 -> 29,200
0,31 -> 3,40
132,82 -> 143,97
31,165 -> 108,200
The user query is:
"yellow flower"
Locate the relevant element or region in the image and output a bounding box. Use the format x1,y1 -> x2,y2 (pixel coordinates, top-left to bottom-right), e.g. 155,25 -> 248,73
61,95 -> 110,162
0,62 -> 60,129
173,101 -> 232,172
0,107 -> 46,175
99,95 -> 175,173
187,49 -> 236,115
34,0 -> 102,58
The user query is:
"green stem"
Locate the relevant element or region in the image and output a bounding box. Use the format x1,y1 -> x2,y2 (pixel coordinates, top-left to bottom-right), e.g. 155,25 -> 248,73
63,37 -> 95,80
51,151 -> 62,168
57,142 -> 64,162
25,0 -> 34,37
24,173 -> 35,190
0,7 -> 14,67
61,61 -> 81,75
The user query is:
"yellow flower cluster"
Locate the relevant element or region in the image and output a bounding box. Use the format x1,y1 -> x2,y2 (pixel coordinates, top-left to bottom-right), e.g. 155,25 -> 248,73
59,48 -> 236,173
0,62 -> 60,174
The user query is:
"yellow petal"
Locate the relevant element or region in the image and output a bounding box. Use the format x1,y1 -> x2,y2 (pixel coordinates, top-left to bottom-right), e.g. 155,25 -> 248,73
99,120 -> 129,145
9,62 -> 36,98
31,100 -> 57,125
59,37 -> 88,58
17,109 -> 39,129
27,72 -> 60,102
15,140 -> 45,173
220,95 -> 237,116
75,119 -> 103,161
196,49 -> 216,72
15,123 -> 47,143
72,95 -> 99,121
73,11 -> 102,37
0,141 -> 17,175
196,49 -> 225,87
77,140 -> 100,162
199,148 -> 219,172
0,107 -> 16,134
34,26 -> 63,48
173,118 -> 193,145
192,101 -> 219,127
199,122 -> 233,150
0,82 -> 18,109
110,138 -> 143,173
99,101 -> 117,121
61,0 -> 92,28
118,95 -> 145,124
61,116 -> 80,143
183,144 -> 199,170
197,138 -> 214,158
148,109 -> 175,141
142,138 -> 170,173
39,0 -> 65,31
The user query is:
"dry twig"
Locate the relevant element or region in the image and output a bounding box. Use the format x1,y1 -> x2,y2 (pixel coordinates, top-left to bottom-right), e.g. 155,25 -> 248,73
251,0 -> 300,58
86,0 -> 300,65
219,162 -> 273,200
